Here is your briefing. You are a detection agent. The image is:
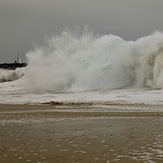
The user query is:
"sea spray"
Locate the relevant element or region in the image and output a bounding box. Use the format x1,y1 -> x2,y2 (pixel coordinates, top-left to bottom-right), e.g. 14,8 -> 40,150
25,30 -> 163,92
137,32 -> 163,88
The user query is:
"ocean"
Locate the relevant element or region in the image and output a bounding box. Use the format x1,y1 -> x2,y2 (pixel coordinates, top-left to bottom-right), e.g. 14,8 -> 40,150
1,30 -> 163,106
1,30 -> 163,163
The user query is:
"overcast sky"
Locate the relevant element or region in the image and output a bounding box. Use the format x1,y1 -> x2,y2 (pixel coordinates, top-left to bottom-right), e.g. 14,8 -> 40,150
1,0 -> 163,62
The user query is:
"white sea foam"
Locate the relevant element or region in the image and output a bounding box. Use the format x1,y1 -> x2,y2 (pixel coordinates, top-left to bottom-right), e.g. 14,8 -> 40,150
1,30 -> 163,105
24,30 -> 163,92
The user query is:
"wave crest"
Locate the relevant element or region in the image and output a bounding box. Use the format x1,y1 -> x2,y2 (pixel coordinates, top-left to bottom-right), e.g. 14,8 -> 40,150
0,68 -> 25,83
24,30 -> 163,92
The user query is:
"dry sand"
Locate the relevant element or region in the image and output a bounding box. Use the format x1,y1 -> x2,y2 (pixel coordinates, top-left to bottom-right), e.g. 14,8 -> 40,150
0,104 -> 163,163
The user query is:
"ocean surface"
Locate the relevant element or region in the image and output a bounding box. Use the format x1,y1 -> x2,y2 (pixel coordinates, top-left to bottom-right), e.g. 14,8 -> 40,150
1,31 -> 163,106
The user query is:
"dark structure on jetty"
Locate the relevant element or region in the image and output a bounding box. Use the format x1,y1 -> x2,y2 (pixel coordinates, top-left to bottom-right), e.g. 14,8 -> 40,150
0,53 -> 27,70
0,62 -> 27,70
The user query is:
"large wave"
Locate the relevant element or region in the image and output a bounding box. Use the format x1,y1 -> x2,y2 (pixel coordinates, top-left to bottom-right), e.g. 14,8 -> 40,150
0,68 -> 25,83
25,30 -> 163,92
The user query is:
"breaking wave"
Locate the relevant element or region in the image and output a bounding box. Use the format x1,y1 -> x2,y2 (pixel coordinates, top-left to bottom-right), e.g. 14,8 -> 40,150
25,30 -> 163,92
0,68 -> 25,83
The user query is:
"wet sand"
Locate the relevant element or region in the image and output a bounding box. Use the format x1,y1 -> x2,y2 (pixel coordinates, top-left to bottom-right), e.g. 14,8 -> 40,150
0,104 -> 163,163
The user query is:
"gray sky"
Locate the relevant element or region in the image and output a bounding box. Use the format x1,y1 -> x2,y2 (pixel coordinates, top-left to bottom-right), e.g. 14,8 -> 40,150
1,0 -> 163,62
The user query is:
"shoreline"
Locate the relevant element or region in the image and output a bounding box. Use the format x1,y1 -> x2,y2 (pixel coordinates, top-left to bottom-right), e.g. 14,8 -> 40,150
1,103 -> 163,118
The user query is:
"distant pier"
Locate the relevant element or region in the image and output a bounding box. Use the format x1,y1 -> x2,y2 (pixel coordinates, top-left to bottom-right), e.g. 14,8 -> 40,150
0,63 -> 27,70
0,52 -> 27,70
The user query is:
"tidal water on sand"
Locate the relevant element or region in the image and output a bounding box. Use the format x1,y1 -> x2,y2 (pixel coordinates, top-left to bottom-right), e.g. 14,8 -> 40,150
0,106 -> 163,163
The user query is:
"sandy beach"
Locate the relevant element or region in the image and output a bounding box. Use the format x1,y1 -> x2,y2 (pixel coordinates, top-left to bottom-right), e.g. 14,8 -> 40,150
0,104 -> 163,163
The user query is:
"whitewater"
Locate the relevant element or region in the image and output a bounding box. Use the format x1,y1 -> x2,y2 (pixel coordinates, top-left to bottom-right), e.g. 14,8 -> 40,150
1,30 -> 163,106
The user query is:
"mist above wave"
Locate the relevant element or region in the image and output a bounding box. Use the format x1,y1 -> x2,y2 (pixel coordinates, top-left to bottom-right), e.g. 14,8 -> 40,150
24,30 -> 163,92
